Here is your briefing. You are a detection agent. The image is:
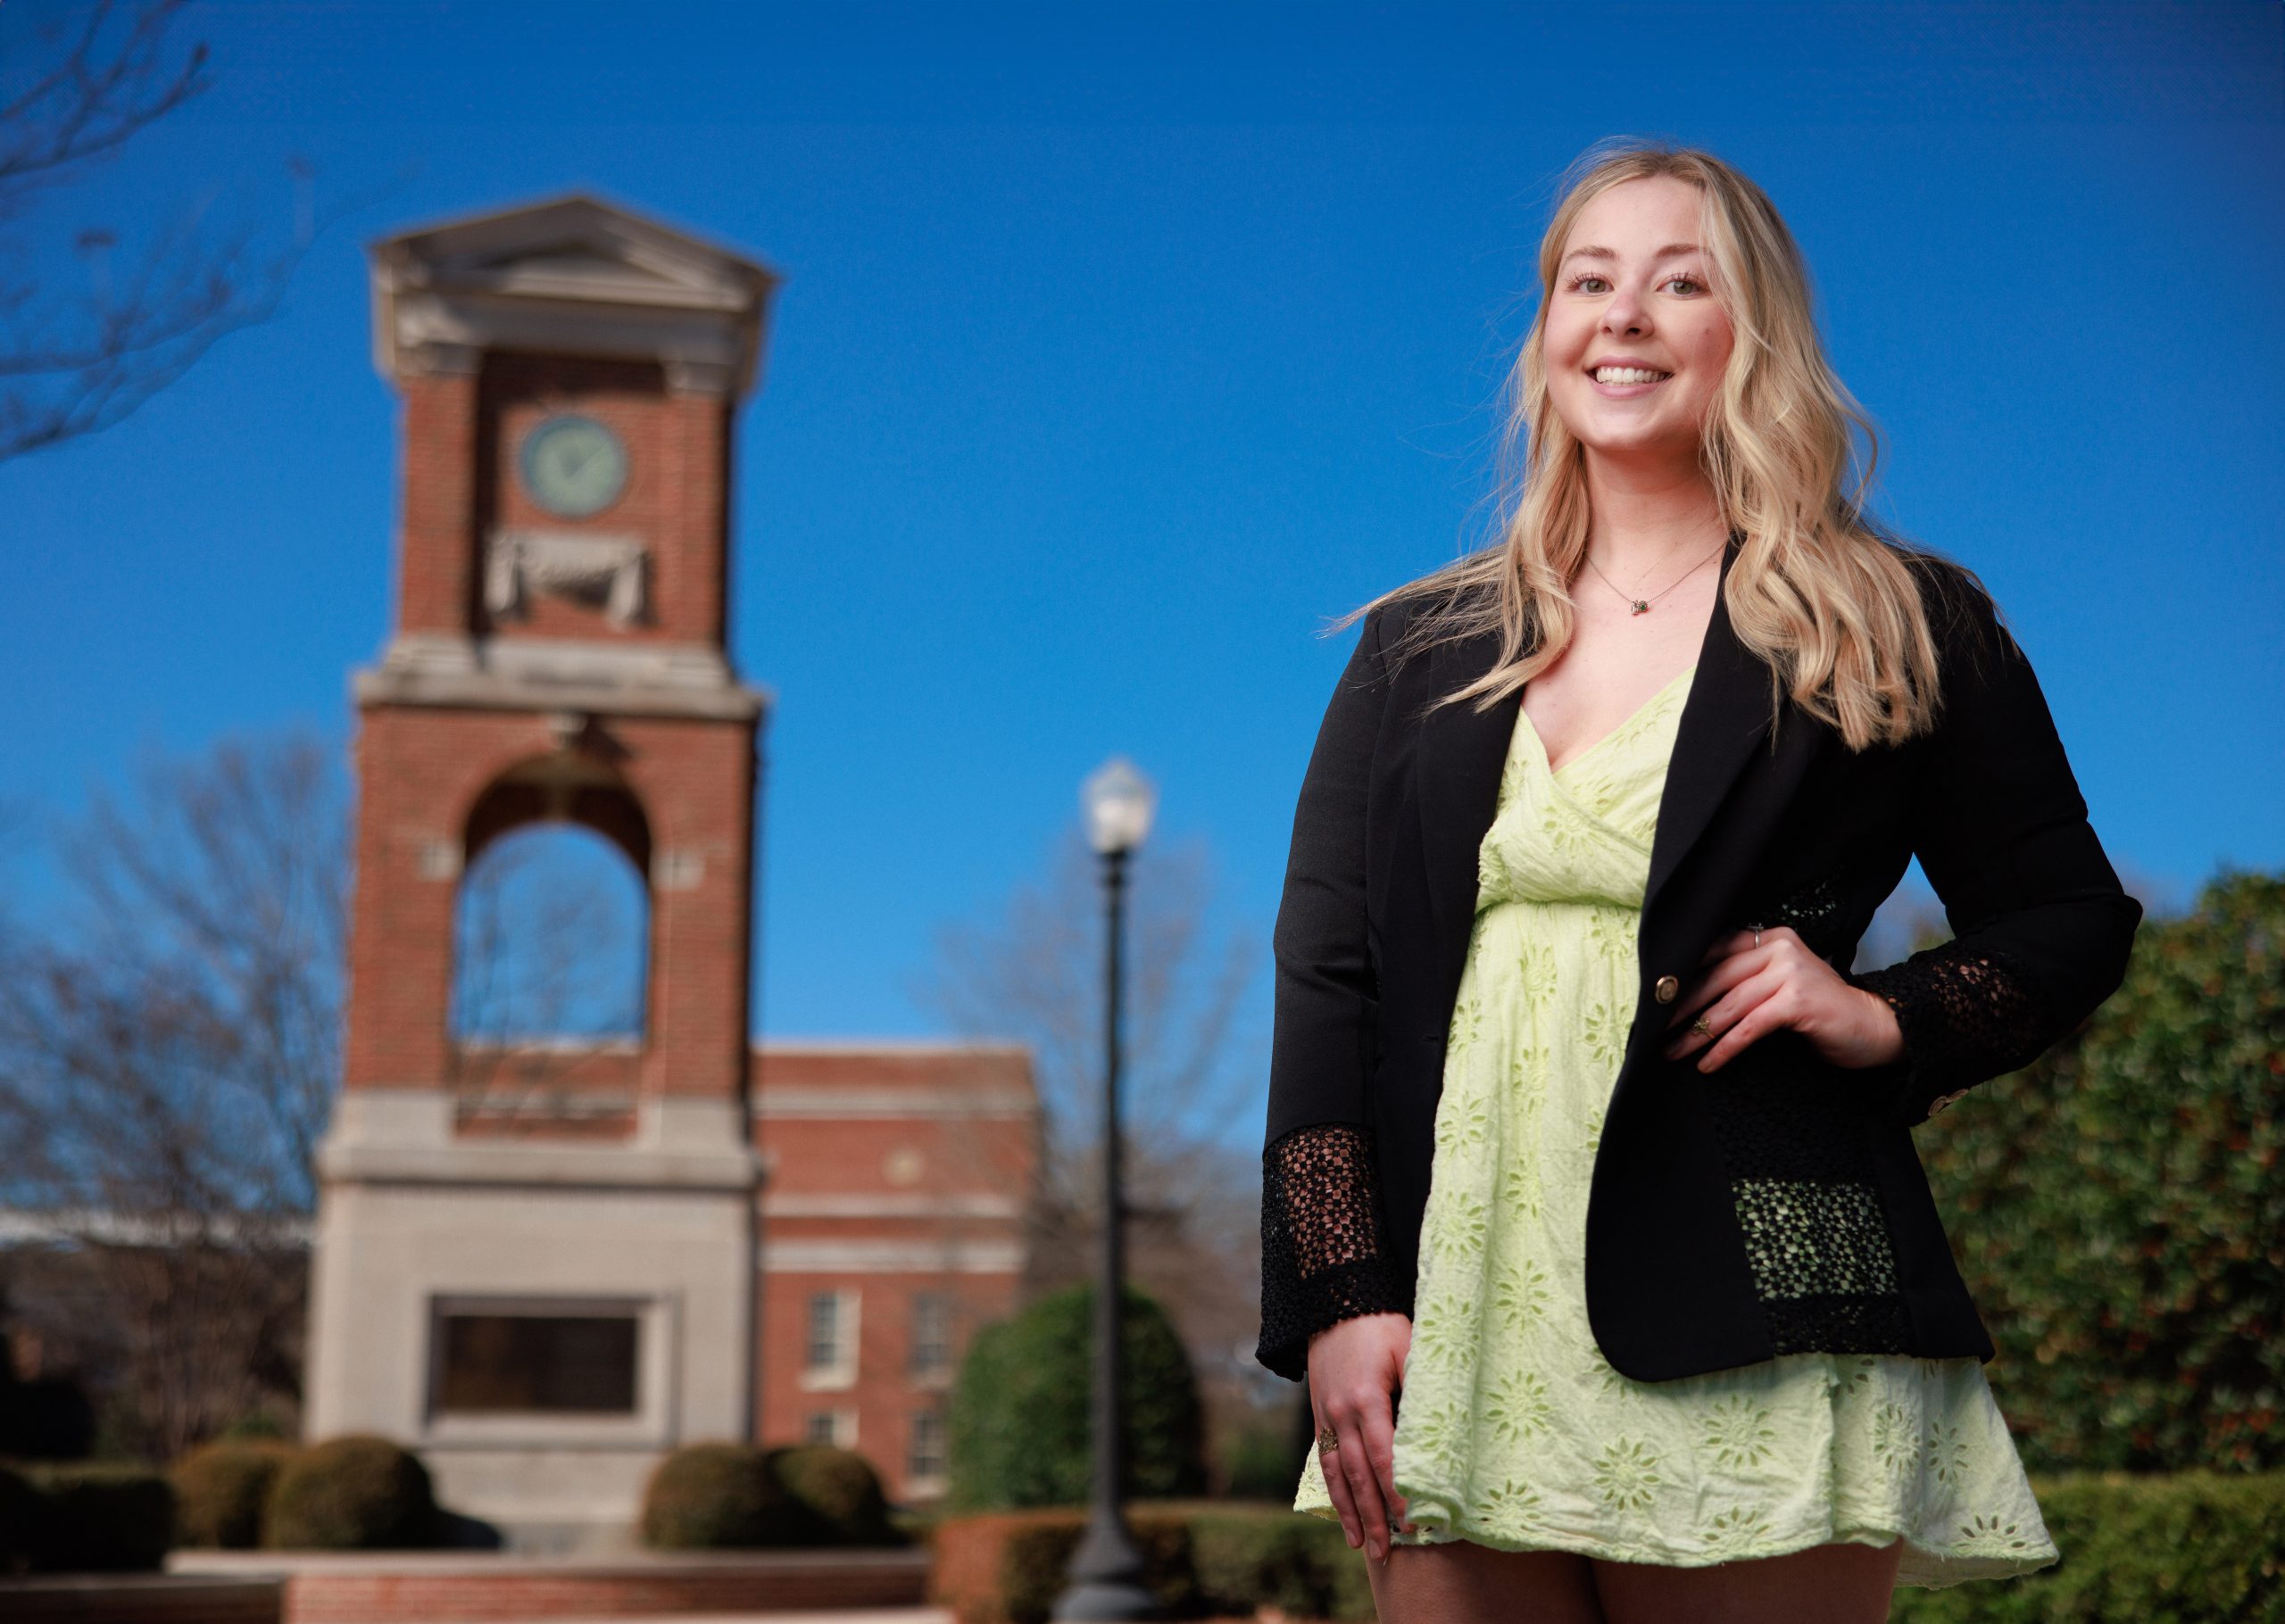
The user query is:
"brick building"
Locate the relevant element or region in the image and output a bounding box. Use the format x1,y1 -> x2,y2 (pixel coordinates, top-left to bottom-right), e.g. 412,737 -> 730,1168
303,193 -> 1034,1552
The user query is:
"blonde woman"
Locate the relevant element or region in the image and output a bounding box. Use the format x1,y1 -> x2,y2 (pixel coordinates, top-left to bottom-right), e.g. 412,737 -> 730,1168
1257,138 -> 2140,1623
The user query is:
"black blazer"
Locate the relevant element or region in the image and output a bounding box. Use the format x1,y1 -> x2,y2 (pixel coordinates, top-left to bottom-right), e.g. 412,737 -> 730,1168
1256,534 -> 2142,1385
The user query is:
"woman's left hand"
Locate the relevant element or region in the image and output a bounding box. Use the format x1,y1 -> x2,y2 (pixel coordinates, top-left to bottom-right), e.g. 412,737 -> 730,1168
1662,925 -> 1905,1073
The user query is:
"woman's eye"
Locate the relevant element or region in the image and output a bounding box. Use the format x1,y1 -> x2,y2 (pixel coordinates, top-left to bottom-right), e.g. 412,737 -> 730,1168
1566,272 -> 1706,294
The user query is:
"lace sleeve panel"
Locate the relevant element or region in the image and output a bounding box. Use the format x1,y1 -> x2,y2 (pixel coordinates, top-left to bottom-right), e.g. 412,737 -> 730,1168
1849,557 -> 2142,1128
1256,1122 -> 1409,1383
1845,946 -> 2056,1126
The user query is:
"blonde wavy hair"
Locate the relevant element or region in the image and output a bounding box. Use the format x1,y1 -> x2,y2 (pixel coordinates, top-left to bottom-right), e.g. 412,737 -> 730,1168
1339,137 -> 1993,751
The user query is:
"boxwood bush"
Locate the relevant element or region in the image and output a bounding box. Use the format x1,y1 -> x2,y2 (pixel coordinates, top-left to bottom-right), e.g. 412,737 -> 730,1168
927,1475 -> 2285,1624
945,1281 -> 1205,1512
4,1462 -> 173,1572
263,1433 -> 436,1549
643,1440 -> 813,1549
170,1438 -> 296,1549
766,1443 -> 903,1545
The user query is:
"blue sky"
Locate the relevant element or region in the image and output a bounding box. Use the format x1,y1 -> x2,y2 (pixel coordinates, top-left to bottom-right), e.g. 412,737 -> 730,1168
4,1 -> 2280,1062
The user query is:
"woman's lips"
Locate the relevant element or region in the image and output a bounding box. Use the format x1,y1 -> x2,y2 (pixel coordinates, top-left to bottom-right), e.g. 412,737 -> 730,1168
1587,370 -> 1673,399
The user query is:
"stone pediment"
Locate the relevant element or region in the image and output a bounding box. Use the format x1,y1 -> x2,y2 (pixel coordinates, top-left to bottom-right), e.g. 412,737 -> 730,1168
370,192 -> 779,394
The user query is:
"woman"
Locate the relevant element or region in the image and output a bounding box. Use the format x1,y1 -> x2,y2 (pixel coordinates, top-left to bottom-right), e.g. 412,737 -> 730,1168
1258,140 -> 2141,1623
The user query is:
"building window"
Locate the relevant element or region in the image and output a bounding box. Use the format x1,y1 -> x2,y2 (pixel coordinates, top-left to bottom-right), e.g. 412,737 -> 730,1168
910,1291 -> 952,1378
804,1408 -> 857,1447
433,1310 -> 638,1415
800,1288 -> 860,1392
908,1407 -> 947,1483
806,1291 -> 842,1368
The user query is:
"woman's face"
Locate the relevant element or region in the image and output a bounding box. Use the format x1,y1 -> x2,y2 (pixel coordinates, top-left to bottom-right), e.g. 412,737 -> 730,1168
1544,176 -> 1735,473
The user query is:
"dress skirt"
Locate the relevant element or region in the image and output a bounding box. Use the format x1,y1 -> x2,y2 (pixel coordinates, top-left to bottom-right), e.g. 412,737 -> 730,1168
1291,660 -> 2060,1589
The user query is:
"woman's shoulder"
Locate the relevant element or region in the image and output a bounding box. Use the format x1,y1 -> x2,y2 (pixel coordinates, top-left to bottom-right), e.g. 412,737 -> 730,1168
1359,571 -> 1500,671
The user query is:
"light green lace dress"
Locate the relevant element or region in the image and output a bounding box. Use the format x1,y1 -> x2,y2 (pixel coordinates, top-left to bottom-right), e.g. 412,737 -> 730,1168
1293,661 -> 2060,1589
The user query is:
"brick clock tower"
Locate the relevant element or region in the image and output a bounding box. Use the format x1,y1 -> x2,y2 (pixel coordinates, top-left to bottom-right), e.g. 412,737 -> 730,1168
305,194 -> 780,1547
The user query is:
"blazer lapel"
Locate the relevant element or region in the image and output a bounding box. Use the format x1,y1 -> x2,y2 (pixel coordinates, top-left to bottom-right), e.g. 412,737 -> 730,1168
1414,534 -> 1784,970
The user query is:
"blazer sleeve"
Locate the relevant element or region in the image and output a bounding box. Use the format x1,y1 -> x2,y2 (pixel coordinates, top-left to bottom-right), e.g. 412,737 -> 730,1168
1256,604 -> 1410,1383
1843,559 -> 2143,1129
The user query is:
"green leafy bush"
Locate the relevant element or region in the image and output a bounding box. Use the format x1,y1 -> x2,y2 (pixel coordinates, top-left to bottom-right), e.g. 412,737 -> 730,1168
765,1443 -> 902,1545
927,1505 -> 1201,1624
1891,1470 -> 2285,1621
642,1441 -> 810,1549
263,1433 -> 436,1549
15,1462 -> 174,1571
1918,869 -> 2285,1473
945,1281 -> 1206,1512
171,1438 -> 296,1548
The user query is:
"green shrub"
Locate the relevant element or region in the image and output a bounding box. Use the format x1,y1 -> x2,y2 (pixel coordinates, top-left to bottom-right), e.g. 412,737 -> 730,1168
766,1443 -> 902,1545
171,1438 -> 296,1548
945,1281 -> 1206,1512
929,1505 -> 1197,1624
1188,1507 -> 1374,1621
1918,870 -> 2285,1473
263,1434 -> 435,1549
935,1479 -> 2285,1624
642,1441 -> 810,1549
1216,1411 -> 1309,1501
1892,1469 -> 2285,1621
0,1462 -> 46,1576
19,1462 -> 173,1572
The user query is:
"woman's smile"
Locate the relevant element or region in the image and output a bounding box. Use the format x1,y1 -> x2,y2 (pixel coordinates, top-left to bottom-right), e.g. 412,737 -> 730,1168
1587,369 -> 1674,400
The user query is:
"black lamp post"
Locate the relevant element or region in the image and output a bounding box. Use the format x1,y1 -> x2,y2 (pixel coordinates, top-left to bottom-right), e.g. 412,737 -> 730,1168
1051,756 -> 1164,1622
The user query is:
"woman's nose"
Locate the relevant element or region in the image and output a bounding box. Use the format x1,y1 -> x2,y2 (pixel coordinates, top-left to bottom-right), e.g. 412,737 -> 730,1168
1603,290 -> 1649,333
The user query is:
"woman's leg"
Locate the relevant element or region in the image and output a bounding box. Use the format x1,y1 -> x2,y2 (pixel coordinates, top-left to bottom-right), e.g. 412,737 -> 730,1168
1368,1538 -> 1608,1624
1590,1536 -> 1905,1624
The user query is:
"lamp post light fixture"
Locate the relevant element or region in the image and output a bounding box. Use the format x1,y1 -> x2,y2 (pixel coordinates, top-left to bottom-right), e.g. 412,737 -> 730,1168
1052,756 -> 1163,1621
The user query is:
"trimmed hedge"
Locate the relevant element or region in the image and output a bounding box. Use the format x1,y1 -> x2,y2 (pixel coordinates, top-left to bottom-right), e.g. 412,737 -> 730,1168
0,1462 -> 174,1573
928,1473 -> 2285,1624
927,1505 -> 1205,1624
643,1441 -> 810,1549
643,1441 -> 910,1550
766,1443 -> 902,1545
262,1434 -> 435,1550
947,1282 -> 1206,1512
170,1438 -> 295,1549
1890,1470 -> 2285,1622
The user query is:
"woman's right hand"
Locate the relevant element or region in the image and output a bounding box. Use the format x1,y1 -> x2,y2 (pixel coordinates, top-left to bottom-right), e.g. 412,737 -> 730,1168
1307,1311 -> 1416,1562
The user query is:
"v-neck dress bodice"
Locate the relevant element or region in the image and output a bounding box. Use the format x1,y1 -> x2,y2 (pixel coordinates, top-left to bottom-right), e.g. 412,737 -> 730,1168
1292,660 -> 2061,1588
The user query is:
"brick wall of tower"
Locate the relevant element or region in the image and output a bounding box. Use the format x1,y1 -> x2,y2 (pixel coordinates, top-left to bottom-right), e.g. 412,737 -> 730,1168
341,706 -> 754,1103
393,352 -> 734,646
394,368 -> 481,637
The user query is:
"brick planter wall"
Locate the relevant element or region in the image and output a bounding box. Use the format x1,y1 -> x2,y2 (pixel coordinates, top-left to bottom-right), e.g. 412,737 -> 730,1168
167,1548 -> 932,1622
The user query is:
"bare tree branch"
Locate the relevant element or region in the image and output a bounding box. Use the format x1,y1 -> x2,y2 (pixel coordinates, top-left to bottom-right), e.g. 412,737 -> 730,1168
0,727 -> 346,1456
907,821 -> 1275,1439
0,0 -> 414,460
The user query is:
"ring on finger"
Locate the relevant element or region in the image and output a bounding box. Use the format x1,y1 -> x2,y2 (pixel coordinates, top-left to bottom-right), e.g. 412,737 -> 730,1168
1318,1423 -> 1340,1452
1691,1015 -> 1713,1039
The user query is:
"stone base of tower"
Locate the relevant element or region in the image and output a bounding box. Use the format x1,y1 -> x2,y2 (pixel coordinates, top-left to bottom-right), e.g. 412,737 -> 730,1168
304,1090 -> 761,1554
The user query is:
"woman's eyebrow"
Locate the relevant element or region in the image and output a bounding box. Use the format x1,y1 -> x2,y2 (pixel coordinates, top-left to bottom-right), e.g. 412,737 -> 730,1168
1560,243 -> 1703,267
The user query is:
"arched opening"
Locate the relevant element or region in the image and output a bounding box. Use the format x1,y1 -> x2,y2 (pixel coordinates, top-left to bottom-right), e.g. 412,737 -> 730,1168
448,752 -> 652,1122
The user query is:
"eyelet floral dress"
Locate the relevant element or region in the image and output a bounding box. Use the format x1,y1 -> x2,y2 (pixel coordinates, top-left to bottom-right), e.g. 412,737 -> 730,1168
1292,660 -> 2059,1589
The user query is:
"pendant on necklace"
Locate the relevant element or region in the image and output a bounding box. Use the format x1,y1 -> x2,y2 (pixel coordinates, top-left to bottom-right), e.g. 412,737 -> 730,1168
1630,600 -> 1650,615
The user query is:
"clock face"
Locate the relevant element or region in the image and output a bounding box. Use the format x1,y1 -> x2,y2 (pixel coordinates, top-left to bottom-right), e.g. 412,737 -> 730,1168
519,413 -> 628,519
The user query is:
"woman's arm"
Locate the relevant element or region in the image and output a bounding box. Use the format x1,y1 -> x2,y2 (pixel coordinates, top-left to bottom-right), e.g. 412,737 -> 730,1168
1844,559 -> 2143,1128
1257,605 -> 1410,1382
